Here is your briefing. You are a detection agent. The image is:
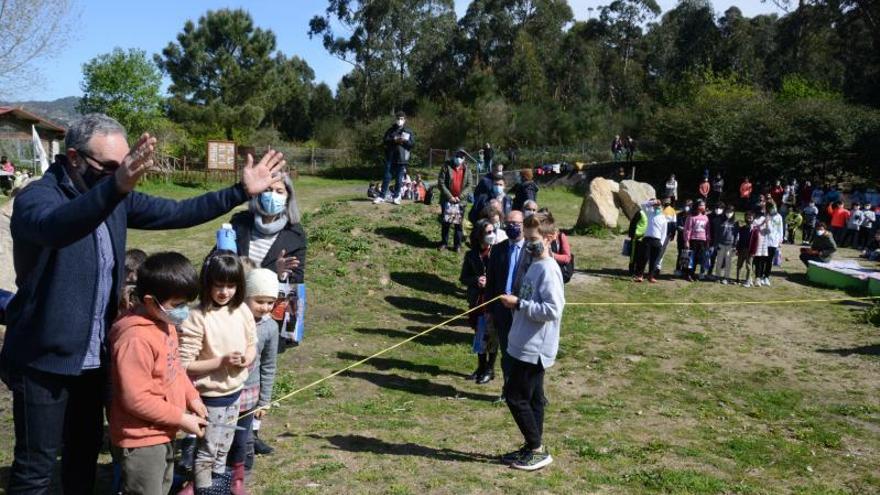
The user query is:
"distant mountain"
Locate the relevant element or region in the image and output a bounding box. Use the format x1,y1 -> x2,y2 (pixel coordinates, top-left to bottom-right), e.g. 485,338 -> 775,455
0,96 -> 81,126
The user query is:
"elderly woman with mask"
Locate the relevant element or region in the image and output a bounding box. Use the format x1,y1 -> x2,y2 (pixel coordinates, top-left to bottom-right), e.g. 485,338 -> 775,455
229,175 -> 307,283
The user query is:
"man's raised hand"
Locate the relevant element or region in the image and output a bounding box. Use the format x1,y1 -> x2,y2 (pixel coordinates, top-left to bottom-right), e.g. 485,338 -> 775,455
242,149 -> 286,196
115,133 -> 156,194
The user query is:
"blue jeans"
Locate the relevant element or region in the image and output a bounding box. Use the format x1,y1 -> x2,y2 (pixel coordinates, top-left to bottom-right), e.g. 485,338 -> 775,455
380,160 -> 406,199
4,366 -> 106,494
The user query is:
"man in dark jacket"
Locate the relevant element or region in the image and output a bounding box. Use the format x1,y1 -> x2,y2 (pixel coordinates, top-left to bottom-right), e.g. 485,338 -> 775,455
375,111 -> 415,205
800,222 -> 837,267
0,113 -> 284,494
485,210 -> 529,396
469,162 -> 503,223
437,150 -> 473,252
483,143 -> 494,171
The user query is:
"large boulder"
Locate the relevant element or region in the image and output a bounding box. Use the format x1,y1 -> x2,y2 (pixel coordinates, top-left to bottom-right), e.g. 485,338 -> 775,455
618,180 -> 656,219
576,177 -> 621,229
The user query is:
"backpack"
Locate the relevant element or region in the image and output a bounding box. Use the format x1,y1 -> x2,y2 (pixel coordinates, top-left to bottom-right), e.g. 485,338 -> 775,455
551,234 -> 575,283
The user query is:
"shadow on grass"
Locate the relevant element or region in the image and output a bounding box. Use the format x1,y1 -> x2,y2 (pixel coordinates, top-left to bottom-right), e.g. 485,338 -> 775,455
352,327 -> 471,346
385,296 -> 462,316
375,226 -> 437,249
576,267 -> 631,279
339,370 -> 496,402
817,344 -> 880,357
400,312 -> 470,327
390,271 -> 464,296
336,352 -> 470,379
308,434 -> 498,464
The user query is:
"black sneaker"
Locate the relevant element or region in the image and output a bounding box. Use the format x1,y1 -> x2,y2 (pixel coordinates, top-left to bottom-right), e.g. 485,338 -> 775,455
500,445 -> 529,465
510,448 -> 553,471
253,432 -> 275,456
476,372 -> 494,385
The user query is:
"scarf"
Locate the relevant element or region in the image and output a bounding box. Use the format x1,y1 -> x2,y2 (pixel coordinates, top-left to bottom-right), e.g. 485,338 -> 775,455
253,213 -> 288,236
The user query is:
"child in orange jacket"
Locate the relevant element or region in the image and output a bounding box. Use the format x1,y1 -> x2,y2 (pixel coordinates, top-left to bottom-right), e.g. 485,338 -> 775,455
109,252 -> 207,495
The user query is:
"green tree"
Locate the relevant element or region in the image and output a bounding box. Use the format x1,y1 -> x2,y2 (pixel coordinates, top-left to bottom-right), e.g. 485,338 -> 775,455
309,0 -> 455,118
78,48 -> 163,136
156,8 -> 278,140
262,54 -> 317,141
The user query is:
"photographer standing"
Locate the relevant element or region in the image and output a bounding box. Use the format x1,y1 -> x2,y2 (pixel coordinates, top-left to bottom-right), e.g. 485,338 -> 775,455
374,111 -> 415,205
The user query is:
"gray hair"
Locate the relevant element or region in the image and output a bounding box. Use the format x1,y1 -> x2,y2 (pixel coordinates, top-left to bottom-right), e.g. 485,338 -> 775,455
524,199 -> 538,210
249,174 -> 302,224
65,113 -> 127,153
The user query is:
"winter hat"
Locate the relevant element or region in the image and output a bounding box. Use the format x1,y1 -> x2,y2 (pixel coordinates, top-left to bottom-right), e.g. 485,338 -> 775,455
246,268 -> 279,299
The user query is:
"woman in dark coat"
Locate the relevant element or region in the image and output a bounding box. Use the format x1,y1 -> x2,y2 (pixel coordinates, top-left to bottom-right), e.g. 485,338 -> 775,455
230,175 -> 307,282
512,168 -> 539,211
459,219 -> 498,385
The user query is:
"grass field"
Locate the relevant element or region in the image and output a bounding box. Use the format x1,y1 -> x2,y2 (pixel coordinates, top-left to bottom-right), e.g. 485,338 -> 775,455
1,177 -> 878,494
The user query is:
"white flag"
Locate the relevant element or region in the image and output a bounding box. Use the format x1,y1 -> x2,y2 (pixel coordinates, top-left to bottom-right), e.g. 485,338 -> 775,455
32,125 -> 50,174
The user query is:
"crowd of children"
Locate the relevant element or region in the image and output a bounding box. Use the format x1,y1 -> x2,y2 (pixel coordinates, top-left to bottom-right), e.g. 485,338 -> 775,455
630,175 -> 880,286
111,248 -> 286,494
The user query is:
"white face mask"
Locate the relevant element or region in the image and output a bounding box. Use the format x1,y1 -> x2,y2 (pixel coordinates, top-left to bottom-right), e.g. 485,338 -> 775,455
396,119 -> 405,127
484,233 -> 497,245
725,212 -> 734,219
816,230 -> 826,237
715,208 -> 723,215
684,206 -> 691,212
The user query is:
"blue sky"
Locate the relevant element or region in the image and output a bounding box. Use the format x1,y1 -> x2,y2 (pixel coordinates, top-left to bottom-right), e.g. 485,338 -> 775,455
23,0 -> 784,102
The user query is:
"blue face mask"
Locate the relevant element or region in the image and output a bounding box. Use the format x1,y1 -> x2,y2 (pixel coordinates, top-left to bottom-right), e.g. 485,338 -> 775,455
505,223 -> 522,240
493,185 -> 504,196
158,300 -> 190,326
259,191 -> 287,215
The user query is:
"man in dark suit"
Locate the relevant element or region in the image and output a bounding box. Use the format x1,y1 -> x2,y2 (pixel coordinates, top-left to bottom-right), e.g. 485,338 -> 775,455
485,209 -> 530,395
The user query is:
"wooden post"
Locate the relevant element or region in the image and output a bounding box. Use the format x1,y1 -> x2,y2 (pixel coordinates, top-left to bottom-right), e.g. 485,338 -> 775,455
310,147 -> 316,174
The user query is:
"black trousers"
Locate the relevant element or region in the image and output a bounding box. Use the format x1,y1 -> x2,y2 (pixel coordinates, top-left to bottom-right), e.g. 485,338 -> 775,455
228,410 -> 255,465
493,308 -> 514,384
634,237 -> 662,277
688,240 -> 708,278
5,366 -> 106,495
802,224 -> 815,244
441,222 -> 463,248
841,228 -> 859,248
766,246 -> 778,278
505,358 -> 545,450
858,226 -> 872,249
753,255 -> 771,278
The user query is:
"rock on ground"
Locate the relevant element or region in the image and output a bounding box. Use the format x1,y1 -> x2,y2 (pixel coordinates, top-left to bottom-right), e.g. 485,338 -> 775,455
577,177 -> 621,229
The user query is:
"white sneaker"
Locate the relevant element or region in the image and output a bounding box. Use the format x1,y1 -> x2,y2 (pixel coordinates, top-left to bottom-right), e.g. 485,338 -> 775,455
721,279 -> 728,285
763,277 -> 771,287
742,280 -> 752,288
373,197 -> 385,204
392,196 -> 402,205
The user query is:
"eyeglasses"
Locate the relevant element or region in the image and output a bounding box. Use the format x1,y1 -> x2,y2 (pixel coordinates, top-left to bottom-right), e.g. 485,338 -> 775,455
77,149 -> 121,172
